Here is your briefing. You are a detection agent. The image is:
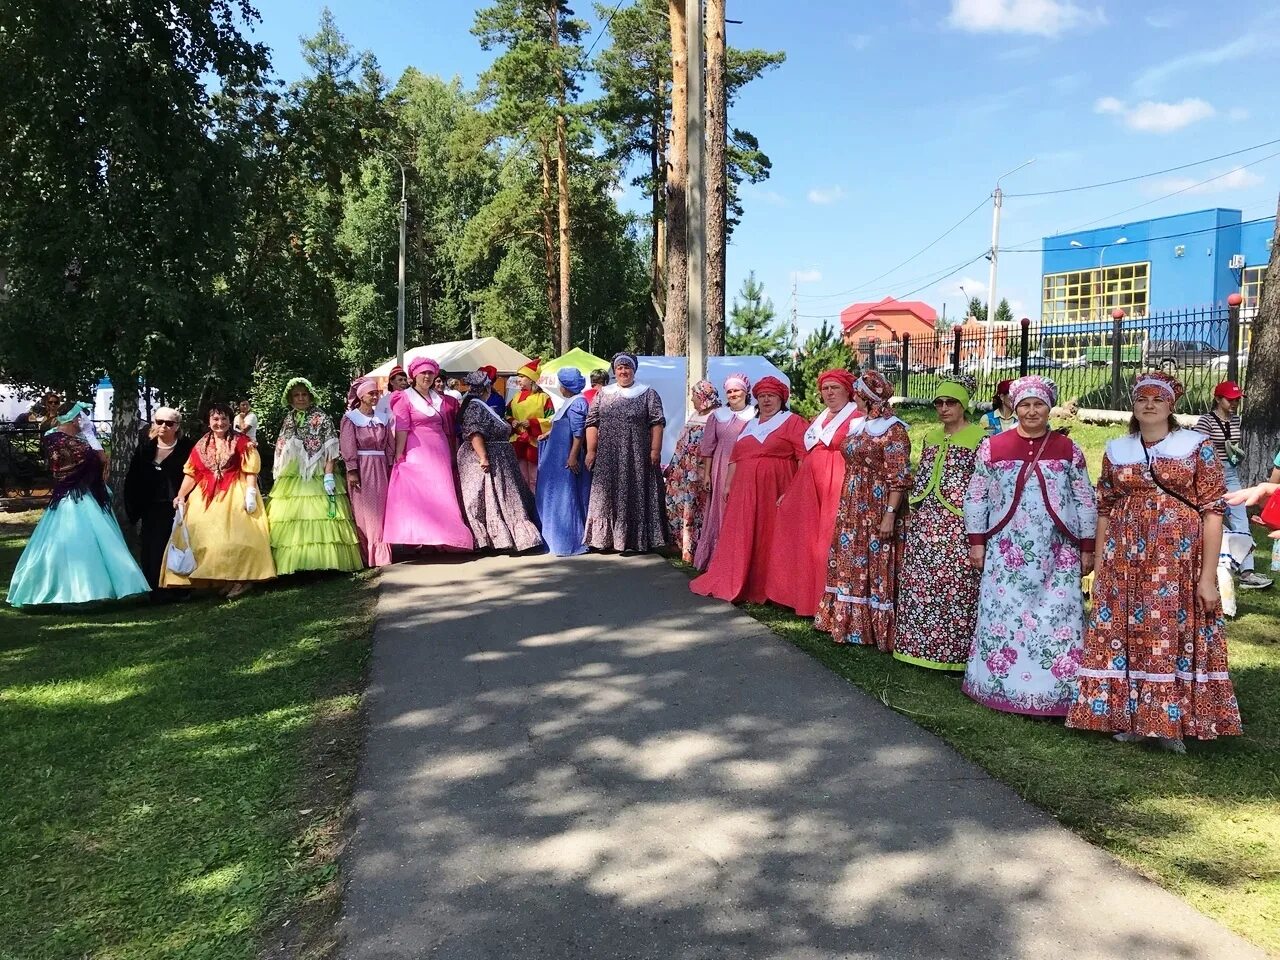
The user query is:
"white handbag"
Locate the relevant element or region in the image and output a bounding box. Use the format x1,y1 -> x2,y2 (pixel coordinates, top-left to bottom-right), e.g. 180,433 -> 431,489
166,505 -> 197,576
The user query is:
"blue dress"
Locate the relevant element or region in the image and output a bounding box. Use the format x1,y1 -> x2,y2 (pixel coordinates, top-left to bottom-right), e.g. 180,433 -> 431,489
8,432 -> 150,608
536,396 -> 592,556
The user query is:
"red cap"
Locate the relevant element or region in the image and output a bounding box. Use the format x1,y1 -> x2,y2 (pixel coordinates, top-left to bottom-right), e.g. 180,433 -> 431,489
1214,381 -> 1243,400
479,365 -> 498,382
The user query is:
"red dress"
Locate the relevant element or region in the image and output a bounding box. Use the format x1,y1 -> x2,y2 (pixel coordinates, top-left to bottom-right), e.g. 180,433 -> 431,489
690,412 -> 808,604
764,404 -> 862,616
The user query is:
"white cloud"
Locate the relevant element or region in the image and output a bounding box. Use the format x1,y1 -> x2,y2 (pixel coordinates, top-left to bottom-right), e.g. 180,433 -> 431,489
740,184 -> 788,207
607,184 -> 626,201
1093,96 -> 1215,133
807,186 -> 847,205
1144,9 -> 1186,29
792,269 -> 823,284
1146,166 -> 1265,196
1133,35 -> 1262,95
1228,106 -> 1250,121
956,277 -> 988,299
945,0 -> 1105,37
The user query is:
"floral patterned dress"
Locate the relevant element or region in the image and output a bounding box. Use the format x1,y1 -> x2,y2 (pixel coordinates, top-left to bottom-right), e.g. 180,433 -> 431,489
1067,432 -> 1242,739
814,417 -> 912,649
456,397 -> 543,552
583,385 -> 669,552
894,423 -> 985,671
664,413 -> 710,564
962,430 -> 1098,716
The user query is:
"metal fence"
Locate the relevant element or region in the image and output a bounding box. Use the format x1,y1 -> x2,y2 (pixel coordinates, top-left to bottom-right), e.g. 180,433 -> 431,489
860,301 -> 1251,414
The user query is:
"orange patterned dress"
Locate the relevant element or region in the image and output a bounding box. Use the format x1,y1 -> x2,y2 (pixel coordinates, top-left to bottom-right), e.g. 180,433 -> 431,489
1067,431 -> 1242,740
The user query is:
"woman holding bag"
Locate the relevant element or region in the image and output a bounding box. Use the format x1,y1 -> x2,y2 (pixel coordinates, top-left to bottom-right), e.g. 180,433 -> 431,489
163,402 -> 276,598
124,406 -> 195,595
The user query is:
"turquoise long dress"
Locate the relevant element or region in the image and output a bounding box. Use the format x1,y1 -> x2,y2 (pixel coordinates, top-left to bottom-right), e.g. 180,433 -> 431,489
536,395 -> 591,555
7,432 -> 150,608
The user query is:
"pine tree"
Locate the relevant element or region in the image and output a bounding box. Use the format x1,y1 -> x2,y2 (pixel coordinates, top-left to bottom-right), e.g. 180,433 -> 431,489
785,320 -> 856,417
967,296 -> 987,323
993,298 -> 1014,324
726,272 -> 788,363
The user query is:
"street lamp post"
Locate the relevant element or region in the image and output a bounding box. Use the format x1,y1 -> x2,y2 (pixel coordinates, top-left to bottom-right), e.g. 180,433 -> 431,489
984,158 -> 1035,373
1071,236 -> 1128,321
378,151 -> 409,369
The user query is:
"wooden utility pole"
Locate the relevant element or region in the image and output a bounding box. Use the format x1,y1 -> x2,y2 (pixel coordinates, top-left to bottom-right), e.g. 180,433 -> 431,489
664,0 -> 689,355
550,0 -> 572,354
1240,192 -> 1280,482
704,0 -> 727,356
686,0 -> 707,399
539,141 -> 561,339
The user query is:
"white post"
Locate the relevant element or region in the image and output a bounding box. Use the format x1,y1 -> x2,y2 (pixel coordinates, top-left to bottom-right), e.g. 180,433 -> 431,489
685,0 -> 707,414
984,185 -> 1001,373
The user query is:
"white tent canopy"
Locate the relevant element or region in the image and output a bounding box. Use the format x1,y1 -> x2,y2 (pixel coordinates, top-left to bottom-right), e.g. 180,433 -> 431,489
637,356 -> 791,466
366,338 -> 532,379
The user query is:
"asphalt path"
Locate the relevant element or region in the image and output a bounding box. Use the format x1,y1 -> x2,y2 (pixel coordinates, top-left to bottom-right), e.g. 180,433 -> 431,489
339,551 -> 1262,960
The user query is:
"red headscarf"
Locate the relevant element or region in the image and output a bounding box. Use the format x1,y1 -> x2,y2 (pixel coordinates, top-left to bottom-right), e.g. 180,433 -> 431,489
388,364 -> 406,381
817,368 -> 855,399
752,376 -> 790,405
480,365 -> 498,384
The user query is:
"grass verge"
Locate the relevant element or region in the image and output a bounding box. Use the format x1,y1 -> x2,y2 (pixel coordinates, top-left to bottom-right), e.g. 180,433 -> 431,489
0,532 -> 377,960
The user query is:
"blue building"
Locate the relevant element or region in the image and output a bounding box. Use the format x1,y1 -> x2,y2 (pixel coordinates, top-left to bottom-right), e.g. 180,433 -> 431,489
1037,208 -> 1273,355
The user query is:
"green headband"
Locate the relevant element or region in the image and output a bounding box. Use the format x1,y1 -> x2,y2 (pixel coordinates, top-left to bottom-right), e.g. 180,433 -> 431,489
933,381 -> 971,409
281,376 -> 316,407
56,401 -> 91,424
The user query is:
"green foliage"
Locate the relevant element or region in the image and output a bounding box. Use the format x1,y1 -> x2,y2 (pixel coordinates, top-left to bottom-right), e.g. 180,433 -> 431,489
726,272 -> 789,364
967,295 -> 987,323
786,319 -> 856,419
993,297 -> 1014,324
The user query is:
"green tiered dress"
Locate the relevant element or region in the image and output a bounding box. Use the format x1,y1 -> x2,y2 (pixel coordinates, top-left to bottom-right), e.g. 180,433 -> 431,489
267,402 -> 363,575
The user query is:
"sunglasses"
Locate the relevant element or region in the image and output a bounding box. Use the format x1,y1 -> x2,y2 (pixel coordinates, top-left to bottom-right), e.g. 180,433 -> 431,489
154,418 -> 178,427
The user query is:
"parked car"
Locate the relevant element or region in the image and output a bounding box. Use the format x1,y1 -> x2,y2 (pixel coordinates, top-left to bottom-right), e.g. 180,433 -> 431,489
1146,339 -> 1222,371
1060,354 -> 1089,369
1207,351 -> 1248,372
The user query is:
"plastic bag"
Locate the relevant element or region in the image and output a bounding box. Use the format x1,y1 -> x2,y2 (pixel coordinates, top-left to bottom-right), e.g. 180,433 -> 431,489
166,505 -> 197,576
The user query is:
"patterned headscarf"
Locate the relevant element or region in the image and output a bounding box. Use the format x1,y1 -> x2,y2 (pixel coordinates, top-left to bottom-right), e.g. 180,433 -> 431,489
55,400 -> 92,425
817,369 -> 855,399
853,370 -> 895,420
463,370 -> 492,394
1009,375 -> 1057,410
557,367 -> 586,394
408,356 -> 440,380
1132,370 -> 1184,404
347,377 -> 378,409
281,376 -> 315,409
612,352 -> 639,371
479,365 -> 498,384
691,379 -> 721,413
723,372 -> 750,394
387,364 -> 407,382
752,376 -> 790,405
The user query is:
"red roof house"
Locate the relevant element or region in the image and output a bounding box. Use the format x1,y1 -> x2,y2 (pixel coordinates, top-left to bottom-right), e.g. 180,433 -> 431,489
839,297 -> 939,364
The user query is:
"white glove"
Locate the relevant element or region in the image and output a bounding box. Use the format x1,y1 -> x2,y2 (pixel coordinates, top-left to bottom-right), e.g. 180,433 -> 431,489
245,487 -> 258,513
323,473 -> 337,495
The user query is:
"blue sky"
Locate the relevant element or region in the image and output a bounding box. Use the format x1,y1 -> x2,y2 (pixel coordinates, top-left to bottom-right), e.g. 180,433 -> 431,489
251,0 -> 1279,338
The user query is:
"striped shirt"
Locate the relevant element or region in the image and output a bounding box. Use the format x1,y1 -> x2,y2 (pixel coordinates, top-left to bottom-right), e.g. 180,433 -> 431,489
1193,412 -> 1240,463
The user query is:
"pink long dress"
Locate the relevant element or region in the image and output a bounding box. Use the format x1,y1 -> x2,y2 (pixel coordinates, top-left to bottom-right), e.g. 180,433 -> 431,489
381,388 -> 474,551
340,408 -> 396,566
692,406 -> 754,569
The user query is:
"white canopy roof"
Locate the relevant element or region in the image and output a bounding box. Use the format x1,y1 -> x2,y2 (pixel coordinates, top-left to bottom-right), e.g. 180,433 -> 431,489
366,338 -> 532,379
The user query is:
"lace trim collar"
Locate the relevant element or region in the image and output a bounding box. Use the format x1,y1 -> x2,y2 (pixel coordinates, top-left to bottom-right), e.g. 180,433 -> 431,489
738,410 -> 796,445
712,404 -> 756,424
803,402 -> 858,451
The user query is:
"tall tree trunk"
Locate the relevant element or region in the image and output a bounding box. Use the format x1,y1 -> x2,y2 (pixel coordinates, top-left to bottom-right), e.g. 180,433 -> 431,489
108,373 -> 141,527
539,142 -> 561,346
550,0 -> 572,354
664,0 -> 688,356
705,0 -> 727,356
1240,194 -> 1280,483
649,112 -> 666,337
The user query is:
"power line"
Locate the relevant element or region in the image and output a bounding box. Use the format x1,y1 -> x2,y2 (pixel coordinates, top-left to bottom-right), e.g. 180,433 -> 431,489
796,195 -> 990,302
1005,136 -> 1280,198
585,0 -> 628,60
796,249 -> 991,319
999,214 -> 1274,254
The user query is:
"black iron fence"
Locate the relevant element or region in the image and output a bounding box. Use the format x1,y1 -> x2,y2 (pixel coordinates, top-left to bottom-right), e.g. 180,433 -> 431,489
860,300 -> 1251,414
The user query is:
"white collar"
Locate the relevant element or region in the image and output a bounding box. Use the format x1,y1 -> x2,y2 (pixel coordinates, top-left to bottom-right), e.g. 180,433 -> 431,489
804,402 -> 858,451
738,410 -> 795,445
602,382 -> 650,399
1107,429 -> 1205,466
405,387 -> 443,418
344,407 -> 390,428
851,414 -> 906,438
712,403 -> 756,423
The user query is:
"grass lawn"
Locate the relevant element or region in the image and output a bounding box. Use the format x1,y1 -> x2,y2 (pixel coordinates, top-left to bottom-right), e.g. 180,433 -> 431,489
0,515 -> 376,960
733,408 -> 1280,954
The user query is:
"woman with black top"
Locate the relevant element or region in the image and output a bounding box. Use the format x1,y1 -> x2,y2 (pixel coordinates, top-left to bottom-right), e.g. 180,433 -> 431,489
125,406 -> 195,593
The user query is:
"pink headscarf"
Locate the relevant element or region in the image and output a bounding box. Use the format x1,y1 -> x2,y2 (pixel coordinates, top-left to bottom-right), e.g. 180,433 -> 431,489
1009,375 -> 1057,410
347,376 -> 378,409
408,355 -> 440,380
724,372 -> 750,394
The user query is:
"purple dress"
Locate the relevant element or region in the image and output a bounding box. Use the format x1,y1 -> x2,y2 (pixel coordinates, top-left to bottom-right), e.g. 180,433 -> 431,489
340,408 -> 396,566
692,406 -> 753,569
456,397 -> 543,551
382,388 -> 474,550
583,385 -> 669,552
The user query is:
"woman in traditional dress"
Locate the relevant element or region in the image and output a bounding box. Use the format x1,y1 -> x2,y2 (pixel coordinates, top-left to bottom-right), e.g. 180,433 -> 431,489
125,406 -> 196,593
508,357 -> 553,493
383,356 -> 474,552
815,370 -> 912,649
583,369 -> 609,407
983,379 -> 1017,435
537,367 -> 592,556
8,401 -> 150,608
456,370 -> 543,552
693,372 -> 755,570
340,376 -> 395,567
665,380 -> 720,564
690,377 -> 807,604
894,376 -> 985,671
963,375 -> 1098,716
1067,372 -> 1241,749
266,377 -> 363,575
764,369 -> 862,616
164,402 -> 276,598
583,352 -> 669,552
374,364 -> 408,422
479,365 -> 507,418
